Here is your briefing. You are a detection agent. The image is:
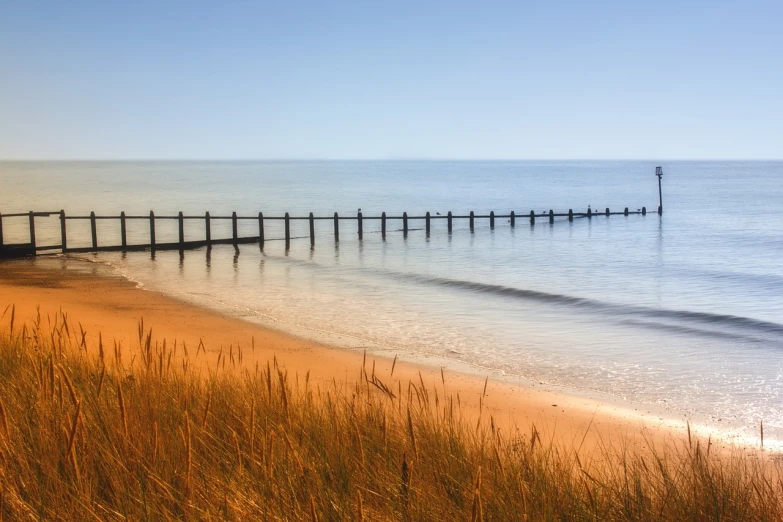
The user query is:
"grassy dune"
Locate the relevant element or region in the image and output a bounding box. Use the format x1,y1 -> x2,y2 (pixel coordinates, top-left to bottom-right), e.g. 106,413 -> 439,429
0,306 -> 780,520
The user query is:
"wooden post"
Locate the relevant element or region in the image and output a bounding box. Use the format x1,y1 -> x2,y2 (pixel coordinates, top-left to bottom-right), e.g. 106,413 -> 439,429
490,211 -> 495,229
605,207 -> 610,216
120,211 -> 127,251
178,211 -> 185,247
357,211 -> 363,240
656,166 -> 663,215
624,207 -> 629,216
149,211 -> 156,252
205,212 -> 211,245
425,212 -> 431,236
232,212 -> 238,245
0,212 -> 3,248
549,210 -> 554,224
258,212 -> 264,247
469,211 -> 474,231
90,212 -> 98,249
381,212 -> 386,240
334,212 -> 340,242
28,211 -> 36,252
642,206 -> 647,215
529,210 -> 535,225
60,210 -> 67,253
447,211 -> 453,234
309,212 -> 315,246
510,210 -> 515,227
403,212 -> 408,236
285,213 -> 291,244
568,209 -> 573,222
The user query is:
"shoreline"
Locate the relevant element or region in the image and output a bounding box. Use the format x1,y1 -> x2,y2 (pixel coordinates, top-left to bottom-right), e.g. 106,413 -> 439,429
0,256 -> 767,456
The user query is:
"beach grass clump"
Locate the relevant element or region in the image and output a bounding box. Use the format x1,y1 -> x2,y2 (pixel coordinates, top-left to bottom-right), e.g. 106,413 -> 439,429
0,306 -> 781,520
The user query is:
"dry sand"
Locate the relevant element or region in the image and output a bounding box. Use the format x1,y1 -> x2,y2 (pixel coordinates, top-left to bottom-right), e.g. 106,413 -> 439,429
0,258 -> 716,458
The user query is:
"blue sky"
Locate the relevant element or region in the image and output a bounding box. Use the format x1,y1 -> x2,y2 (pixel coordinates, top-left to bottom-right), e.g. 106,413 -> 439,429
1,0 -> 781,160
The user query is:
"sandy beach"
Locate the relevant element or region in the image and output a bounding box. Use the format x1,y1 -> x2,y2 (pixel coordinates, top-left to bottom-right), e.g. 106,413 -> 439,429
5,257 -> 777,520
0,258 -> 705,453
0,257 -> 711,459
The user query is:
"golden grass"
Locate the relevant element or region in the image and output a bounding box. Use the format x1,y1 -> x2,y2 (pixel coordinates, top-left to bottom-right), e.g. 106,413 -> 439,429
0,306 -> 781,520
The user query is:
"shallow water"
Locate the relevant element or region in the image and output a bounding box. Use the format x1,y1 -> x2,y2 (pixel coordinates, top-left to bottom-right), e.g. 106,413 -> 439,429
2,160 -> 782,445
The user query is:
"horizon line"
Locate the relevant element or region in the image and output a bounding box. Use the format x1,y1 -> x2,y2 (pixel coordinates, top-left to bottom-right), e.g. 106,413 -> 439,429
2,158 -> 782,163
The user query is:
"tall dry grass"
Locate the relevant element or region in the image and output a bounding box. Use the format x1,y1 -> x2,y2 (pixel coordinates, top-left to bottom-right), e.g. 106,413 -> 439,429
0,305 -> 780,520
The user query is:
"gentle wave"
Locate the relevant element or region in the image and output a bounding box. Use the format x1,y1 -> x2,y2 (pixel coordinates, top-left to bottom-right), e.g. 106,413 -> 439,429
400,273 -> 783,338
618,319 -> 767,344
261,251 -> 783,340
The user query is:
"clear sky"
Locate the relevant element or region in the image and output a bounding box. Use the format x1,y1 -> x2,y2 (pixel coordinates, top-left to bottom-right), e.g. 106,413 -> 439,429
1,0 -> 781,160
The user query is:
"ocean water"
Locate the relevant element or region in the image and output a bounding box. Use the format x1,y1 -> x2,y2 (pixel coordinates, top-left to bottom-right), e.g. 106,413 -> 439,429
2,160 -> 782,445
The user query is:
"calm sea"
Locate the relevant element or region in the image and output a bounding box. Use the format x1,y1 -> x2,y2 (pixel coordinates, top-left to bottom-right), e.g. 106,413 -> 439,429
2,161 -> 782,445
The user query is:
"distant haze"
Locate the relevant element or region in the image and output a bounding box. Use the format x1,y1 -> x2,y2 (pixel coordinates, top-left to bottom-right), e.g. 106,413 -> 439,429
1,1 -> 781,160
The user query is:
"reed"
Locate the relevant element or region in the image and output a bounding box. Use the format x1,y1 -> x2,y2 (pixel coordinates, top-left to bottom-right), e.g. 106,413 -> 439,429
0,312 -> 780,520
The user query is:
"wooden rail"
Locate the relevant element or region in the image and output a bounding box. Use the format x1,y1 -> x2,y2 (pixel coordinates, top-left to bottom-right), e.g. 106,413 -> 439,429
0,206 -> 651,258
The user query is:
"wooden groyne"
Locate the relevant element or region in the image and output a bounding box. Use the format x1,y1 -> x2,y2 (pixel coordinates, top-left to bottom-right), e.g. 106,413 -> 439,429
0,166 -> 666,259
0,206 -> 655,259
